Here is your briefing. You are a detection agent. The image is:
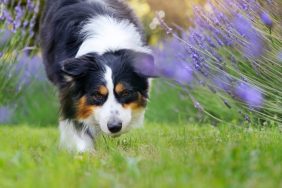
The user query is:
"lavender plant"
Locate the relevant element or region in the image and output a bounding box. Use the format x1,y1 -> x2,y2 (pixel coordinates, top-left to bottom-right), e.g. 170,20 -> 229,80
0,0 -> 40,52
0,0 -> 41,122
1,0 -> 281,125
151,0 -> 282,124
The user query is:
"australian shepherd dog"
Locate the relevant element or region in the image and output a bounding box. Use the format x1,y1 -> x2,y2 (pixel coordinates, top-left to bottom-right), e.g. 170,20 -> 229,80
40,0 -> 155,153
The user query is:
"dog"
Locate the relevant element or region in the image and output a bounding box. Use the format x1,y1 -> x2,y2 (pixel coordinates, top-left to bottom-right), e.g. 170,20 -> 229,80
40,0 -> 155,152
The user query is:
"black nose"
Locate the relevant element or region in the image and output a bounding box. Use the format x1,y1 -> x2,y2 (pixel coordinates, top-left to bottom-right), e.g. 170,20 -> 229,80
107,121 -> 122,133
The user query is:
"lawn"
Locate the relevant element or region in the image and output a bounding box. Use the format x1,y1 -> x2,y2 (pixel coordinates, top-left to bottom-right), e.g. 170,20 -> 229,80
0,123 -> 282,188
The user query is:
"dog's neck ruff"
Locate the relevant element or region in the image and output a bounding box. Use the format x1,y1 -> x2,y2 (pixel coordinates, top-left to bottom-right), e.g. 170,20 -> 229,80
75,15 -> 150,57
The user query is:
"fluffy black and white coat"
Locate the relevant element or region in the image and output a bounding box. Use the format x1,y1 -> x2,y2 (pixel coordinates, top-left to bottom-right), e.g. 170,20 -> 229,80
40,0 -> 154,152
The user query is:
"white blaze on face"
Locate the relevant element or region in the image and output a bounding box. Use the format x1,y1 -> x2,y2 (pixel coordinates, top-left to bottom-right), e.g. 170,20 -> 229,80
94,66 -> 132,134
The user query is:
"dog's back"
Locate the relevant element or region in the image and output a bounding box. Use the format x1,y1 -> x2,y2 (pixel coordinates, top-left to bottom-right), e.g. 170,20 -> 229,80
40,0 -> 145,85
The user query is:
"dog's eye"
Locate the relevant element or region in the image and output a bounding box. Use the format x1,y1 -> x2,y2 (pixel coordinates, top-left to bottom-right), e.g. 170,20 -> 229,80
93,92 -> 104,100
90,91 -> 107,105
120,90 -> 133,97
121,90 -> 129,97
117,90 -> 138,104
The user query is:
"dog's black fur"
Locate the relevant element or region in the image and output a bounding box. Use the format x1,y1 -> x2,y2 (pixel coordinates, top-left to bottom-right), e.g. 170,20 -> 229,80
40,0 -> 145,86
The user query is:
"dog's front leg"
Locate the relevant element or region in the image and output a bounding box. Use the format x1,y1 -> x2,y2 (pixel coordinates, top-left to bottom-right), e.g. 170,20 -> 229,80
59,120 -> 95,153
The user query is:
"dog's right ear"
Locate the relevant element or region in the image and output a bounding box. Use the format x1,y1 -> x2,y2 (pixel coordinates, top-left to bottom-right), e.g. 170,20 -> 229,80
61,58 -> 89,77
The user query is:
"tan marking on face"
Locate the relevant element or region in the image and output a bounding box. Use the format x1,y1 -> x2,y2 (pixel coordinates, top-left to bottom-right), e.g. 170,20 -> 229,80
123,93 -> 147,110
115,83 -> 125,94
99,85 -> 108,96
76,96 -> 95,119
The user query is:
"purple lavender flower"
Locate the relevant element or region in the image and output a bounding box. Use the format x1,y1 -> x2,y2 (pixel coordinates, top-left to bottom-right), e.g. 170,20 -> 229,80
13,5 -> 24,31
158,63 -> 175,78
243,34 -> 265,58
23,20 -> 29,28
0,29 -> 12,44
2,9 -> 13,24
154,37 -> 187,76
235,83 -> 264,108
213,75 -> 231,91
2,0 -> 9,4
233,14 -> 253,37
233,14 -> 265,58
260,12 -> 273,28
15,51 -> 46,87
266,0 -> 273,4
27,0 -> 35,10
173,63 -> 193,85
277,51 -> 282,62
0,106 -> 12,124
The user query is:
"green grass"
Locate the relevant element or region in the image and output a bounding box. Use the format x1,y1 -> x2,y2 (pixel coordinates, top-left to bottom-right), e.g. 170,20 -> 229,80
1,123 -> 282,188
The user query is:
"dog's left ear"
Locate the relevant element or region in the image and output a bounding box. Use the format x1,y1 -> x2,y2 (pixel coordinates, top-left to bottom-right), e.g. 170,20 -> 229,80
132,52 -> 158,78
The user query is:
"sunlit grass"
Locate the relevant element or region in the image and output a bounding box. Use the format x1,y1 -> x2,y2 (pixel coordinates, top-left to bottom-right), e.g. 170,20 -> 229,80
0,123 -> 282,187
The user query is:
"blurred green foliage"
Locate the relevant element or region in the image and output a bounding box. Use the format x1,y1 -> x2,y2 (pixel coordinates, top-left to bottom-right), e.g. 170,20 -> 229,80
0,43 -> 22,107
147,79 -> 240,124
11,82 -> 59,125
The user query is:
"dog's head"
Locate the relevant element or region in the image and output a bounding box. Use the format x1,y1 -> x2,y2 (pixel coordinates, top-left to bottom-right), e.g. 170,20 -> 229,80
59,49 -> 155,136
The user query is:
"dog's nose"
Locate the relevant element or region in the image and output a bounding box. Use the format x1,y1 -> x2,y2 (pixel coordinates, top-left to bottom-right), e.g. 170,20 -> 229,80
107,120 -> 122,133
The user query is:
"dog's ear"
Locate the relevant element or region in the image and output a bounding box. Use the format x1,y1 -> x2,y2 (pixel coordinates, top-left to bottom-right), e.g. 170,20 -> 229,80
61,58 -> 89,77
131,52 -> 158,78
